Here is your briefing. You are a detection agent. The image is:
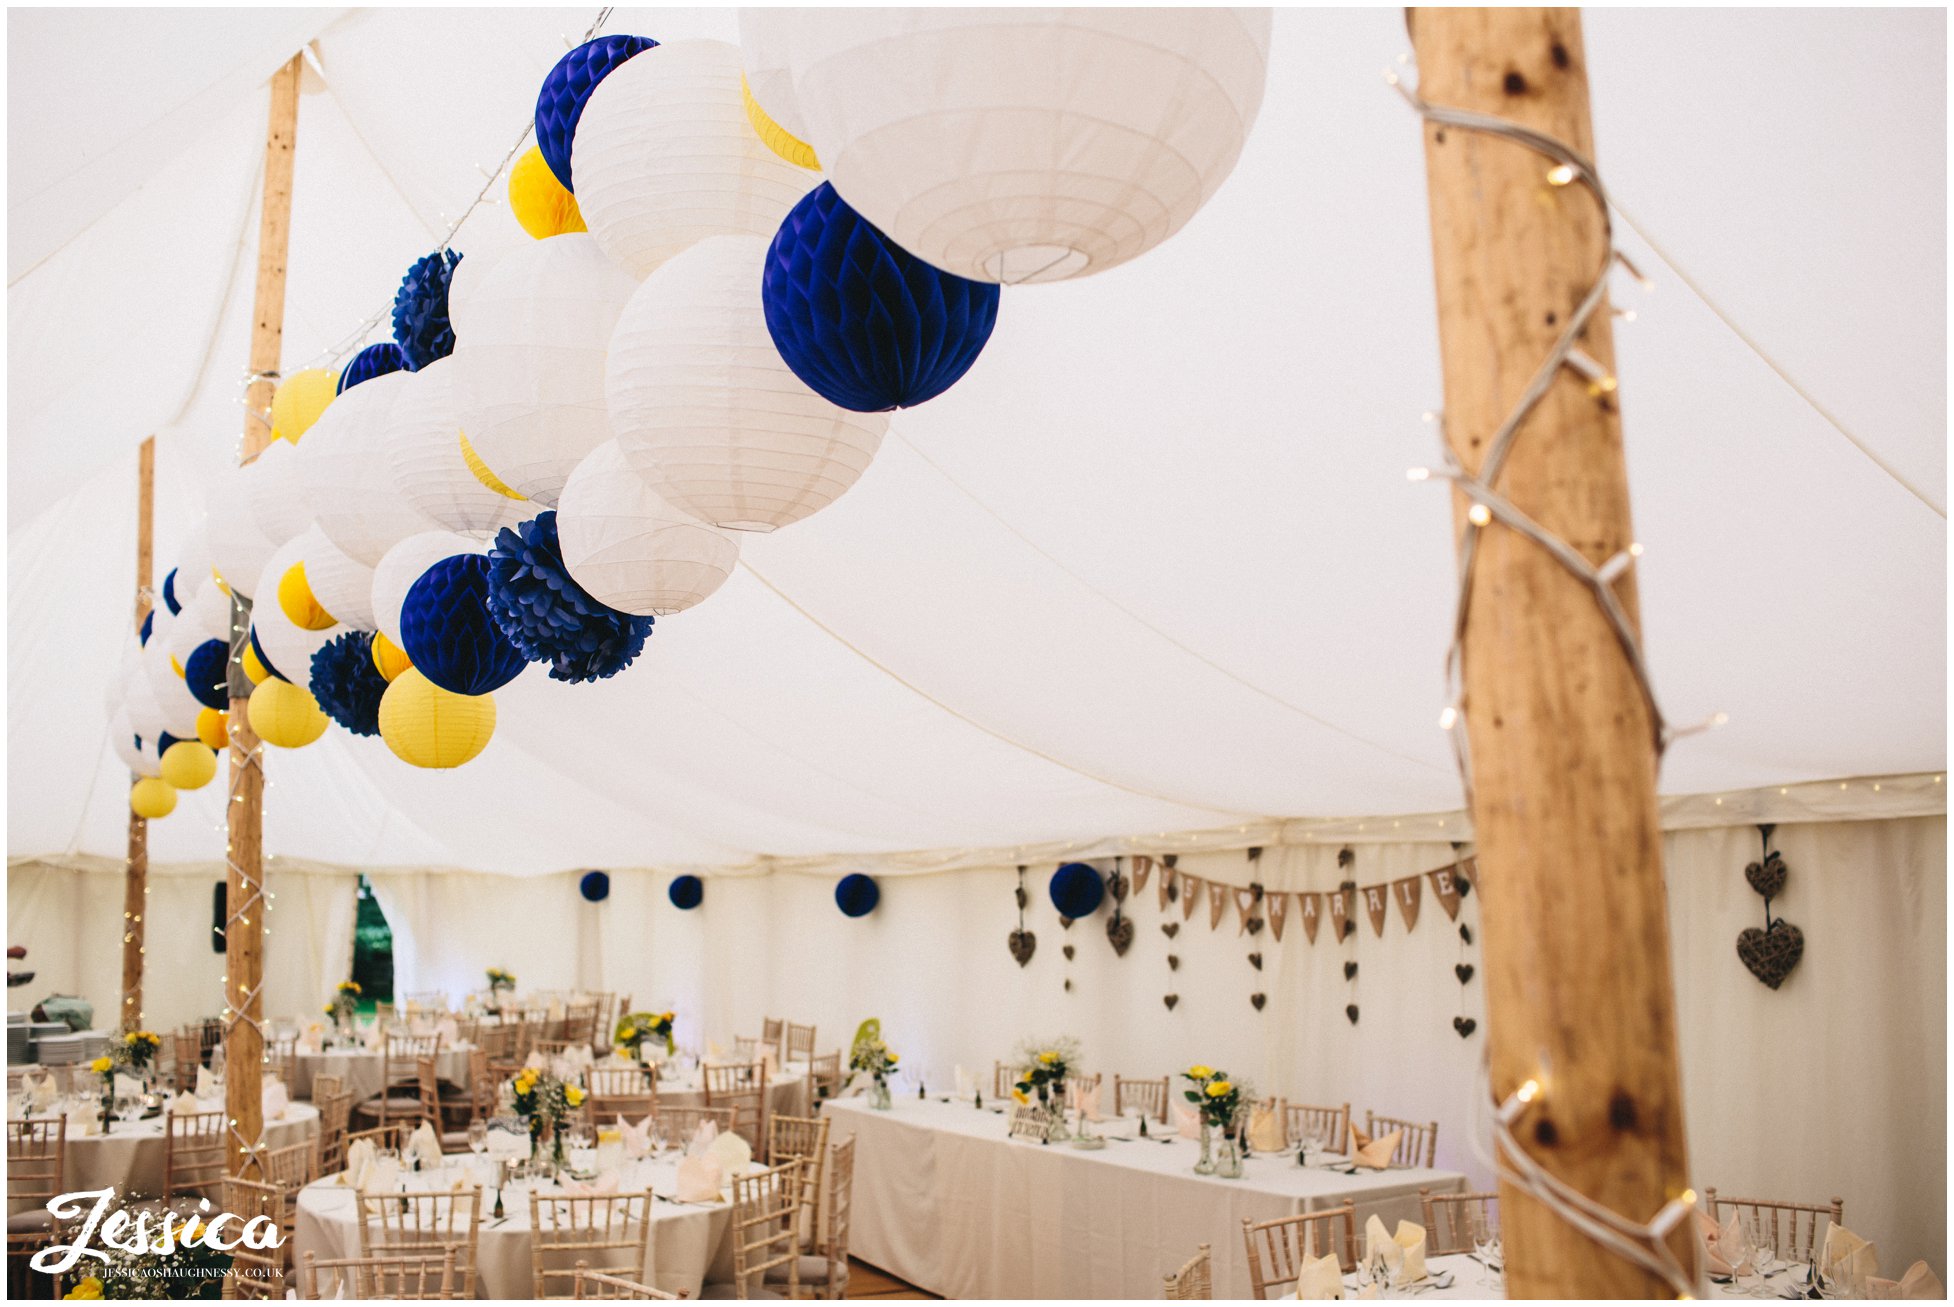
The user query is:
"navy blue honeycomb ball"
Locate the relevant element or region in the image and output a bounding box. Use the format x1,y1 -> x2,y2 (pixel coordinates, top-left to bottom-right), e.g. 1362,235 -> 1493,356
1049,862 -> 1105,918
399,555 -> 528,696
392,250 -> 462,369
338,342 -> 409,394
535,35 -> 658,192
184,639 -> 232,712
836,873 -> 880,918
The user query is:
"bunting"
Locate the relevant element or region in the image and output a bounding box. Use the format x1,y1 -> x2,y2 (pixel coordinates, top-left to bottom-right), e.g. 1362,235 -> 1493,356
1392,875 -> 1421,932
1266,891 -> 1291,942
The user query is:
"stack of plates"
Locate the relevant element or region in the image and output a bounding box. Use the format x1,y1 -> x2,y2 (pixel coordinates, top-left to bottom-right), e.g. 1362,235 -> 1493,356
35,1028 -> 105,1066
7,1024 -> 29,1064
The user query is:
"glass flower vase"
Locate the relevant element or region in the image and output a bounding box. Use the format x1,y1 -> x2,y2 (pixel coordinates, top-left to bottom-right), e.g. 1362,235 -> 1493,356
1044,1093 -> 1072,1142
1193,1122 -> 1216,1175
1215,1132 -> 1244,1179
870,1077 -> 892,1110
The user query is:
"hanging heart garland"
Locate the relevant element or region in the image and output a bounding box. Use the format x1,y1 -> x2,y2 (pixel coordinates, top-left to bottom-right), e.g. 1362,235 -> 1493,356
1738,825 -> 1803,990
1106,857 -> 1132,956
1451,843 -> 1479,1039
1007,865 -> 1037,968
1338,847 -> 1360,1027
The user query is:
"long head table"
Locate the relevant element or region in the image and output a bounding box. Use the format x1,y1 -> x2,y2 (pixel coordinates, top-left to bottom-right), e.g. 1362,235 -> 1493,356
822,1095 -> 1467,1299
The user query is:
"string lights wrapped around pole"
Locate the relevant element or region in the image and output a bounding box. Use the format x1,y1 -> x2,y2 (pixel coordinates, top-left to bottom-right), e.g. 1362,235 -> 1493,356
120,436 -> 156,1034
1402,9 -> 1698,1296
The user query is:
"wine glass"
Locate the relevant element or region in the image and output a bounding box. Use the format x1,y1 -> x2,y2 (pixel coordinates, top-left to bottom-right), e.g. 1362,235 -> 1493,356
114,1089 -> 143,1133
467,1121 -> 488,1157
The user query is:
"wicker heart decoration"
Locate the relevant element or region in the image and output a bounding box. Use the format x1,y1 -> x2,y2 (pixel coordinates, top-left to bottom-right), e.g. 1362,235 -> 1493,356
1163,994 -> 1179,1010
1745,852 -> 1787,899
1250,993 -> 1267,1011
1008,929 -> 1037,967
1106,916 -> 1134,957
1248,952 -> 1263,971
1062,944 -> 1075,961
1167,955 -> 1180,971
1455,963 -> 1474,984
1737,921 -> 1803,990
1459,923 -> 1473,945
1245,918 -> 1264,936
1343,961 -> 1358,981
1014,885 -> 1029,910
1161,922 -> 1179,939
1453,1016 -> 1477,1038
1345,1004 -> 1360,1025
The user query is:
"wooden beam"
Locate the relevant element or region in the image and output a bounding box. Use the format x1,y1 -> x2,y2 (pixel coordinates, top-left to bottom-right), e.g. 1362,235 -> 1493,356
120,436 -> 156,1034
1408,8 -> 1696,1298
225,51 -> 301,1180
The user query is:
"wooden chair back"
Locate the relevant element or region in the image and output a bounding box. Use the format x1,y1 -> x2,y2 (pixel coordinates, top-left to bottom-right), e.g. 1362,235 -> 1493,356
312,1073 -> 345,1102
760,1017 -> 784,1048
1420,1187 -> 1499,1256
346,1120 -> 414,1156
814,1136 -> 857,1297
1164,1242 -> 1213,1299
993,1061 -> 1015,1099
7,1116 -> 66,1203
172,1030 -> 203,1092
766,1114 -> 831,1249
416,1056 -> 446,1130
657,1104 -> 736,1148
783,1023 -> 816,1064
807,1052 -> 841,1105
297,1248 -> 459,1299
1702,1188 -> 1843,1264
221,1177 -> 286,1299
356,1184 -> 481,1298
587,1066 -> 659,1124
527,1190 -> 652,1300
315,1087 -> 354,1173
1281,1100 -> 1350,1151
1242,1205 -> 1358,1296
1113,1075 -> 1169,1123
571,1262 -> 679,1299
702,1062 -> 768,1160
165,1109 -> 228,1200
726,1158 -> 803,1299
1363,1111 -> 1438,1169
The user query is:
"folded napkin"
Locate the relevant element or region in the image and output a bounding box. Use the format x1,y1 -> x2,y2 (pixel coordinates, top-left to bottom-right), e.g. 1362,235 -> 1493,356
688,1118 -> 719,1156
170,1090 -> 201,1116
1823,1223 -> 1879,1284
707,1127 -> 752,1177
195,1066 -> 218,1099
1697,1209 -> 1736,1277
1391,1221 -> 1427,1282
62,1100 -> 101,1137
1364,1215 -> 1404,1280
262,1079 -> 289,1123
1298,1252 -> 1344,1300
408,1121 -> 443,1171
954,1065 -> 973,1099
1176,1106 -> 1203,1140
1346,1123 -> 1402,1170
1868,1261 -> 1944,1300
675,1153 -> 723,1202
1247,1101 -> 1286,1153
342,1138 -> 377,1188
563,1171 -> 621,1197
28,1072 -> 58,1111
618,1114 -> 653,1159
548,999 -> 566,1021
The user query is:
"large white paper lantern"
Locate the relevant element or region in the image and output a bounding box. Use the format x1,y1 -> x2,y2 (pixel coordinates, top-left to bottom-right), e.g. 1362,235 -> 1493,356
306,370 -> 433,566
556,441 -> 740,615
167,580 -> 234,668
384,357 -> 529,539
608,235 -> 888,532
142,635 -> 202,737
572,40 -> 813,280
252,536 -> 337,684
166,527 -> 214,607
448,234 -> 636,507
760,7 -> 1272,284
248,438 -> 312,549
370,530 -> 480,651
207,486 -> 279,600
295,525 -> 378,630
124,672 -> 168,743
110,708 -> 160,778
446,246 -> 506,345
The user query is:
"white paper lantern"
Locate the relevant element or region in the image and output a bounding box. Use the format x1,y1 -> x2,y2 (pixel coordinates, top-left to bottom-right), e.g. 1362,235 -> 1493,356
447,234 -> 636,506
142,636 -> 202,737
248,438 -> 312,549
124,673 -> 168,744
252,535 -> 338,684
763,7 -> 1272,284
737,11 -> 815,143
110,708 -> 160,778
167,580 -> 234,667
295,525 -> 378,630
572,39 -> 814,280
166,527 -> 214,606
207,487 -> 279,600
446,245 -> 506,345
370,530 -> 481,651
384,356 -> 530,540
306,370 -> 434,566
556,441 -> 740,616
608,235 -> 888,532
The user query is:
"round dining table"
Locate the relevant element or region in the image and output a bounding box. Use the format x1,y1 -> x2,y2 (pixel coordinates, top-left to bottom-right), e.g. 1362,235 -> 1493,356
22,1100 -> 320,1196
290,1044 -> 474,1102
291,1154 -> 739,1299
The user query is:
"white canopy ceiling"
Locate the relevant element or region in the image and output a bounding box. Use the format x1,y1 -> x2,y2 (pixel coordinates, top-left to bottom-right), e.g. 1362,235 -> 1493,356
8,7 -> 1945,875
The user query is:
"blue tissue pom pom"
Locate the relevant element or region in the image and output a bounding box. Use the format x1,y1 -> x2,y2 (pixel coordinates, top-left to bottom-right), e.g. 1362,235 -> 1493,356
580,870 -> 611,902
391,250 -> 462,369
669,875 -> 703,910
486,512 -> 653,684
308,630 -> 389,736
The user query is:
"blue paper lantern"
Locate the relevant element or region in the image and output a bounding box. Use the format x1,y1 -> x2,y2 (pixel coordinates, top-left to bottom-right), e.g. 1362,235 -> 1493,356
183,639 -> 232,712
835,873 -> 880,918
668,875 -> 703,910
157,731 -> 184,757
392,250 -> 462,369
1049,862 -> 1105,919
337,342 -> 409,394
535,35 -> 659,192
400,555 -> 528,697
249,626 -> 285,682
763,183 -> 1001,413
161,567 -> 184,615
139,611 -> 154,646
308,631 -> 388,736
580,870 -> 611,902
487,512 -> 653,683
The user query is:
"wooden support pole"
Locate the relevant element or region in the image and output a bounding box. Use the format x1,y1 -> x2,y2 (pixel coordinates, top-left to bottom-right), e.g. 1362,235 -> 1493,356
120,436 -> 156,1034
1409,8 -> 1695,1298
225,52 -> 301,1180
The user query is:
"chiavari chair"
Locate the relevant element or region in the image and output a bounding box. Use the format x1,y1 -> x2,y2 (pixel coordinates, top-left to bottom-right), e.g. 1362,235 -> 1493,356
346,1120 -> 415,1157
656,1105 -> 736,1148
1361,1112 -> 1438,1169
315,1086 -> 355,1174
1242,1205 -> 1358,1297
571,1262 -> 681,1299
807,1052 -> 841,1105
297,1248 -> 459,1300
717,1158 -> 803,1299
587,1065 -> 660,1125
165,1109 -> 228,1204
1702,1189 -> 1843,1264
1164,1242 -> 1213,1300
1420,1187 -> 1500,1257
355,1033 -> 441,1128
172,1029 -> 203,1092
764,1115 -> 830,1255
464,1047 -> 495,1124
732,1036 -> 760,1063
263,1137 -> 321,1246
760,1018 -> 784,1050
992,1061 -> 1015,1099
566,1001 -> 601,1051
356,1184 -> 482,1298
702,1062 -> 769,1161
221,1177 -> 287,1299
783,1023 -> 815,1065
416,1057 -> 469,1149
7,1116 -> 66,1284
1113,1075 -> 1169,1123
1281,1100 -> 1350,1152
266,1035 -> 298,1089
312,1073 -> 345,1103
528,1190 -> 652,1300
765,1136 -> 854,1300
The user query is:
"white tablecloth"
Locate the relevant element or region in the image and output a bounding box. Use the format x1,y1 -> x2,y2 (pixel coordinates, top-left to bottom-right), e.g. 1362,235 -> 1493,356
1342,1252 -> 1807,1300
292,1155 -> 736,1299
17,1102 -> 319,1198
292,1045 -> 473,1103
823,1096 -> 1467,1299
628,1064 -> 809,1123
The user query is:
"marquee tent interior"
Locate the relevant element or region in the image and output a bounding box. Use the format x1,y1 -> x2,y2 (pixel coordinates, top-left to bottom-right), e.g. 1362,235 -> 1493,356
6,4 -> 1946,1296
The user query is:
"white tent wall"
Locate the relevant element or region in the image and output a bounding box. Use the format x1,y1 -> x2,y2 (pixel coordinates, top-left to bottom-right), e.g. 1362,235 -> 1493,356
12,814 -> 1942,1270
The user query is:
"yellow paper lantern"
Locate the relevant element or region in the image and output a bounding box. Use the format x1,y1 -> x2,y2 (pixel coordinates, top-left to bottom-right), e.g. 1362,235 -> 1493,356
195,707 -> 230,750
371,632 -> 413,683
248,677 -> 329,749
277,561 -> 338,631
240,641 -> 270,686
740,73 -> 820,170
169,654 -> 184,678
509,145 -> 587,240
130,777 -> 178,819
460,430 -> 527,501
379,669 -> 496,769
159,741 -> 218,791
271,368 -> 338,443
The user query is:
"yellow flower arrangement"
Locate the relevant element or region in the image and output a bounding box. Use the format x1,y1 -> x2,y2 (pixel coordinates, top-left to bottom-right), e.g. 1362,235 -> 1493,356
1037,1050 -> 1059,1065
90,1056 -> 112,1075
1205,1080 -> 1233,1098
887,1052 -> 900,1065
336,980 -> 362,995
1187,1063 -> 1214,1079
1011,1087 -> 1030,1105
564,1085 -> 585,1107
63,1275 -> 104,1299
1182,1064 -> 1247,1129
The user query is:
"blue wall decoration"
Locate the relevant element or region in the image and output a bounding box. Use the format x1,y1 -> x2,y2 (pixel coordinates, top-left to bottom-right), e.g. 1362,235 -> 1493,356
249,626 -> 285,682
308,631 -> 389,736
392,250 -> 462,369
1049,862 -> 1105,919
535,35 -> 659,192
139,611 -> 154,646
669,875 -> 704,910
763,182 -> 1001,413
836,873 -> 880,918
487,512 -> 653,683
337,342 -> 409,394
399,555 -> 528,696
183,638 -> 232,712
580,870 -> 611,902
161,567 -> 184,615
